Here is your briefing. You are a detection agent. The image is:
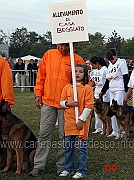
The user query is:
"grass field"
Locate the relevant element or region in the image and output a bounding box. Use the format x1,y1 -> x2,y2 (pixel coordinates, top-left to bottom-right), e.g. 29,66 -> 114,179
0,89 -> 134,180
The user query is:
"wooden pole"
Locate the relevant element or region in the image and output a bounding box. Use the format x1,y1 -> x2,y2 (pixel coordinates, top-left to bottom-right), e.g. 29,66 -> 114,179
69,42 -> 78,123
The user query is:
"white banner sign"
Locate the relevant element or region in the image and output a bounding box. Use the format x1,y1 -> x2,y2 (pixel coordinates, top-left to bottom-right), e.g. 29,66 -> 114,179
49,0 -> 88,44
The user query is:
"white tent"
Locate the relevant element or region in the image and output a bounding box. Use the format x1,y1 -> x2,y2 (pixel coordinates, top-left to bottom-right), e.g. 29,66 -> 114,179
20,55 -> 41,66
21,55 -> 41,61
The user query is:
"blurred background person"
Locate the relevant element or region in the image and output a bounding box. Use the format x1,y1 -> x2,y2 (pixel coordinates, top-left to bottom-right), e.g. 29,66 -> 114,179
15,58 -> 26,92
27,59 -> 38,92
8,57 -> 15,85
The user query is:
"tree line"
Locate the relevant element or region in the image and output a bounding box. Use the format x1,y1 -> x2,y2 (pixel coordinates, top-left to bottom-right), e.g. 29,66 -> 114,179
0,27 -> 134,60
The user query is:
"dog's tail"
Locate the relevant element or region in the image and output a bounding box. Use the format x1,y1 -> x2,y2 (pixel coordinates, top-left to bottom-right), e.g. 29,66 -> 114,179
29,150 -> 36,170
132,107 -> 134,123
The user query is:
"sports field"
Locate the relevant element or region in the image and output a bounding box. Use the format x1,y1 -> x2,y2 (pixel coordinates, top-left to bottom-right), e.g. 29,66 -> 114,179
0,89 -> 134,180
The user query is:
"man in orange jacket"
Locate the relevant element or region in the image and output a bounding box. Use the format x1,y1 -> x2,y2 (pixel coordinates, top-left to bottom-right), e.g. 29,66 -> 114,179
29,43 -> 85,177
0,56 -> 14,109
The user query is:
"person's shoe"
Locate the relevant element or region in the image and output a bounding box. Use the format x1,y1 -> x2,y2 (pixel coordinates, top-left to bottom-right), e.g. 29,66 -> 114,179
115,136 -> 119,139
115,134 -> 124,139
107,133 -> 116,137
120,134 -> 125,139
57,167 -> 64,175
59,170 -> 74,177
92,130 -> 102,134
72,172 -> 84,179
29,168 -> 44,177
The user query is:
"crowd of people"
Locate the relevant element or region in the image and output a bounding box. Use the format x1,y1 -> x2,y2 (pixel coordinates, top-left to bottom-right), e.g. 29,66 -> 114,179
7,57 -> 38,92
0,45 -> 134,179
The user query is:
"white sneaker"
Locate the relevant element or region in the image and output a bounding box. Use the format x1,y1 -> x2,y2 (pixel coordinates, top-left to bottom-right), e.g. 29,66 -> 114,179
120,134 -> 124,139
115,134 -> 124,139
72,172 -> 84,179
107,133 -> 116,137
92,130 -> 102,134
59,170 -> 74,177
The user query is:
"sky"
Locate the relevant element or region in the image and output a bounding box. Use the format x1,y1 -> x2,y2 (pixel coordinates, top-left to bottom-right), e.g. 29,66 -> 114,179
0,0 -> 134,40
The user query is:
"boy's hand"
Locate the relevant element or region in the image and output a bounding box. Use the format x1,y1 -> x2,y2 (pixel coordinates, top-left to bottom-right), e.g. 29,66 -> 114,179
66,101 -> 78,107
76,119 -> 84,130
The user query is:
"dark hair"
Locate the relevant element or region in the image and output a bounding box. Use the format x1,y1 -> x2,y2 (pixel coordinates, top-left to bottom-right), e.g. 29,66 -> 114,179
106,48 -> 117,60
90,56 -> 107,67
70,64 -> 89,85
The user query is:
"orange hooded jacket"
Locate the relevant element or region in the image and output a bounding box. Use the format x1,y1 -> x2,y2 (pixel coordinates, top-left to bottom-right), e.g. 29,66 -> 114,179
61,83 -> 94,140
0,56 -> 14,105
34,49 -> 85,108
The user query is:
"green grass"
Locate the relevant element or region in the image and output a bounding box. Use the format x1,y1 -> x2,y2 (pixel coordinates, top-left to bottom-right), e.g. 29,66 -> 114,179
0,89 -> 134,180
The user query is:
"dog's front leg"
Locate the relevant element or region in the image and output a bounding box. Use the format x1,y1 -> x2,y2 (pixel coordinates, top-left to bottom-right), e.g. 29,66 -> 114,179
0,148 -> 13,172
124,124 -> 130,140
101,121 -> 106,135
106,120 -> 111,136
22,152 -> 29,171
15,147 -> 23,175
117,124 -> 124,139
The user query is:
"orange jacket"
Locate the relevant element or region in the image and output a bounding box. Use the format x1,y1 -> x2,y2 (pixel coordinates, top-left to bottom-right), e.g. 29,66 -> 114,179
34,49 -> 85,108
0,56 -> 14,105
61,83 -> 94,140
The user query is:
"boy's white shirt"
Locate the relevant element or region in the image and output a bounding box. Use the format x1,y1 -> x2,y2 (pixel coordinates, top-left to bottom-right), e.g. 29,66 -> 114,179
90,66 -> 108,98
106,58 -> 128,91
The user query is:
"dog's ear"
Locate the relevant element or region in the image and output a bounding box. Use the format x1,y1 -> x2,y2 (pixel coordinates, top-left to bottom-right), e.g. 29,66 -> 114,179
112,99 -> 114,104
106,108 -> 115,117
115,100 -> 118,105
0,101 -> 9,113
0,100 -> 5,109
112,99 -> 118,106
99,96 -> 103,102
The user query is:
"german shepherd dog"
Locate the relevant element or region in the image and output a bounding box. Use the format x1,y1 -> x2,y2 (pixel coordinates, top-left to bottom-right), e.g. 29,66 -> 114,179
107,99 -> 134,140
94,98 -> 111,136
0,100 -> 37,175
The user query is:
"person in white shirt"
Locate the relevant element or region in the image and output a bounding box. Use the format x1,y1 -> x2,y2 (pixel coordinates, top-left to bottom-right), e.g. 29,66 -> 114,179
123,69 -> 134,106
90,56 -> 110,134
100,48 -> 129,139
